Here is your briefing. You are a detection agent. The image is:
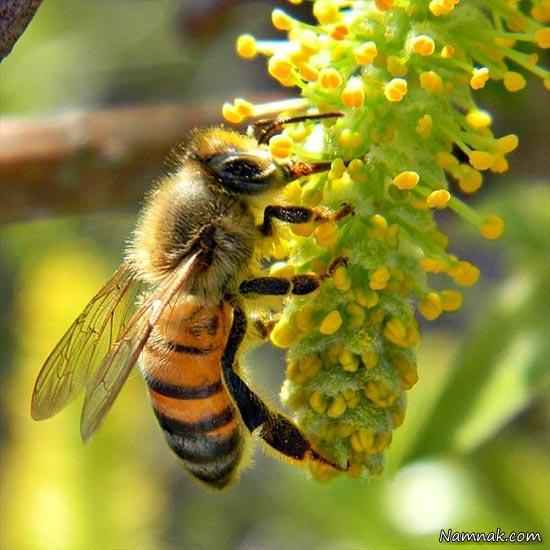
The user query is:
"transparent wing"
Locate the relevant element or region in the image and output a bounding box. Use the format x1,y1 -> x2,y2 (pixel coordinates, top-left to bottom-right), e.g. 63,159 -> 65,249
31,263 -> 140,421
80,250 -> 203,441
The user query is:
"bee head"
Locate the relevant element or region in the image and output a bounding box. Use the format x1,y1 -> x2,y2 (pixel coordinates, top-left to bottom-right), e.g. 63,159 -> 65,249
188,128 -> 285,195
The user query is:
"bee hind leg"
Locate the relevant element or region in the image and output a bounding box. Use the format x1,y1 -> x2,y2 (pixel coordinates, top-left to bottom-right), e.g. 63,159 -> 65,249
222,302 -> 345,471
239,256 -> 348,298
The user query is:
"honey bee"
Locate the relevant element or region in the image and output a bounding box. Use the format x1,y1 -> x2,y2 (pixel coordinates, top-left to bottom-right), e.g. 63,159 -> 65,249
31,113 -> 352,489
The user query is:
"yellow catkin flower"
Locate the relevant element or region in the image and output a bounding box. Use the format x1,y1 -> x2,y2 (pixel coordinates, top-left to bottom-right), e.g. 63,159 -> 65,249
319,67 -> 343,89
440,290 -> 463,312
503,71 -> 527,92
393,170 -> 419,190
419,292 -> 443,321
354,41 -> 378,65
420,70 -> 444,93
236,34 -> 257,59
410,35 -> 436,56
269,134 -> 294,159
466,110 -> 492,129
384,78 -> 408,101
341,77 -> 365,108
272,9 -> 294,31
320,310 -> 343,335
427,189 -> 451,208
535,28 -> 550,48
480,214 -> 505,240
470,67 -> 490,90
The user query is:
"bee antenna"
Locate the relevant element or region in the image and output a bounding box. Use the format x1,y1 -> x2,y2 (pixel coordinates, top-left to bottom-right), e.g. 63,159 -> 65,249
252,112 -> 343,145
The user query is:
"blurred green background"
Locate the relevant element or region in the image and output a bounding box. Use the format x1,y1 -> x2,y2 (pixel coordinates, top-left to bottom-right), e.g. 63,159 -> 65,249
1,1 -> 550,549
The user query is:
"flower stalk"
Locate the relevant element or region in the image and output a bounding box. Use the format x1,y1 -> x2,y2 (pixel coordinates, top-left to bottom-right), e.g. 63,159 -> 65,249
225,0 -> 549,479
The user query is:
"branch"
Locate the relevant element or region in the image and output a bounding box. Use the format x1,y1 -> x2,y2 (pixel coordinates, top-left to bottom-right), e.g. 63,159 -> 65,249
0,0 -> 44,62
0,102 -> 225,224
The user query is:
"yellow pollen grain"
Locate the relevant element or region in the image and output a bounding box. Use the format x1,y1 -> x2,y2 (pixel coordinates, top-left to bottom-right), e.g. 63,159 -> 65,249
480,214 -> 505,240
233,98 -> 254,118
386,56 -> 408,77
319,67 -> 343,89
309,391 -> 327,414
497,134 -> 519,154
314,221 -> 338,248
441,44 -> 455,58
354,41 -> 378,65
535,28 -> 550,48
320,310 -> 343,335
458,166 -> 483,193
327,395 -> 347,418
269,134 -> 294,159
361,348 -> 379,369
268,55 -> 294,81
490,156 -> 509,174
469,150 -> 495,171
236,34 -> 257,59
298,62 -> 319,82
370,265 -> 391,290
450,261 -> 480,287
436,151 -> 459,169
504,71 -> 527,92
355,289 -> 379,308
313,0 -> 340,25
420,70 -> 444,93
375,0 -> 394,10
440,289 -> 463,312
466,110 -> 492,129
419,292 -> 443,321
270,319 -> 297,348
393,170 -> 419,190
427,189 -> 451,208
416,114 -> 433,138
411,35 -> 436,56
272,9 -> 294,31
341,78 -> 365,108
222,102 -> 244,124
470,67 -> 490,90
333,266 -> 352,291
384,78 -> 408,102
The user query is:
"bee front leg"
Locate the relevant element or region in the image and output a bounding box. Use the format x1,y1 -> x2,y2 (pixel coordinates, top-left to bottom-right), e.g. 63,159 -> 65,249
259,204 -> 354,236
221,302 -> 344,471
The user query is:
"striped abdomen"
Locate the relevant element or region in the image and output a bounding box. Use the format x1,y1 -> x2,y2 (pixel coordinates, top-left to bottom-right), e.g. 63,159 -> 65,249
141,297 -> 243,489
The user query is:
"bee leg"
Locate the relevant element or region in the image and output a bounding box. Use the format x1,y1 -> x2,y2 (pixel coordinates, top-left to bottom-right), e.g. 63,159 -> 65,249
259,203 -> 354,236
239,257 -> 348,297
221,302 -> 344,471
